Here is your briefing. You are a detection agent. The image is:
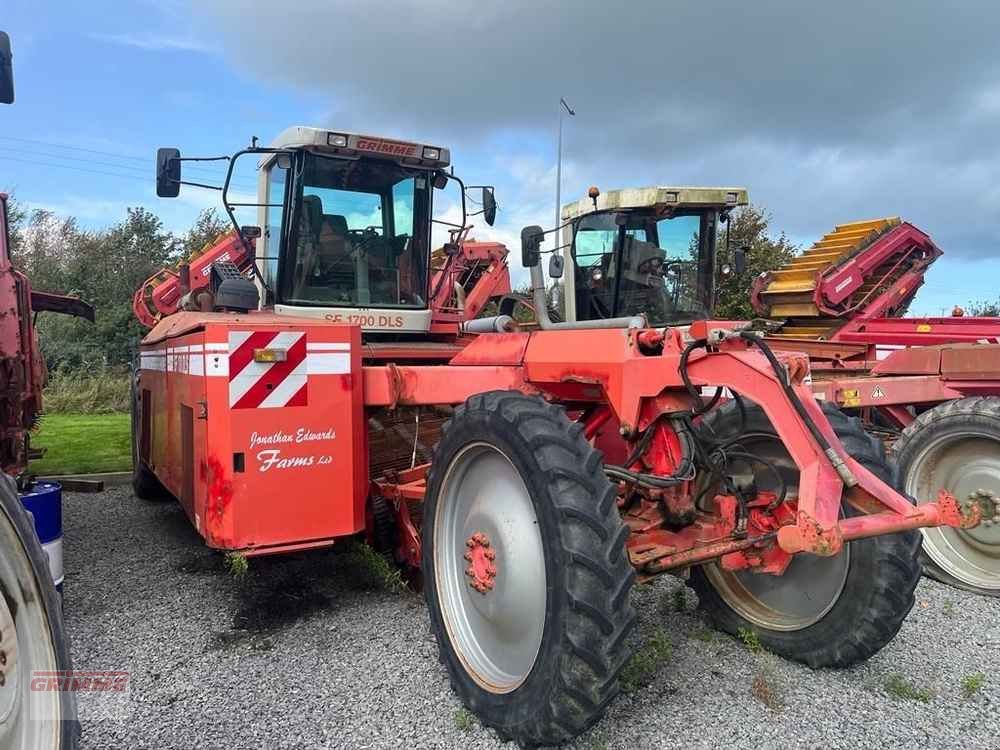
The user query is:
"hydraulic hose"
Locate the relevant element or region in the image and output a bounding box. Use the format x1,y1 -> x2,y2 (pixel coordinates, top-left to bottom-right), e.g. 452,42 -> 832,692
604,417 -> 695,489
737,330 -> 857,487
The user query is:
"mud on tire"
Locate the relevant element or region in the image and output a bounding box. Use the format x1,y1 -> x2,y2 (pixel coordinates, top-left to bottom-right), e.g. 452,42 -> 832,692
689,400 -> 921,668
423,391 -> 635,746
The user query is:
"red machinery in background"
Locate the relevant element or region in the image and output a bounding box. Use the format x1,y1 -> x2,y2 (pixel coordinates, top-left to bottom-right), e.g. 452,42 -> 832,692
1,31 -> 92,750
754,217 -> 1000,596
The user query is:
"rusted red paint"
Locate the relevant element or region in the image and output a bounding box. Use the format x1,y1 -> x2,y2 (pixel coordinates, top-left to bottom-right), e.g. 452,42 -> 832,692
202,455 -> 234,546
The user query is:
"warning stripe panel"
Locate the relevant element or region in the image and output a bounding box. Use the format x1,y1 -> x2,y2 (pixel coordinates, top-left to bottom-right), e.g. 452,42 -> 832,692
141,332 -> 351,410
229,331 -> 308,409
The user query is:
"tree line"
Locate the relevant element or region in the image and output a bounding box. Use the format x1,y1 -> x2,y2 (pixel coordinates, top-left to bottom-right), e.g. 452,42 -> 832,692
7,201 -> 229,370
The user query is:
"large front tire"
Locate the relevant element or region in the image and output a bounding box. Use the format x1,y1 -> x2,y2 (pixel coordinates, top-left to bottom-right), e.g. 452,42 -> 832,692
689,401 -> 921,668
893,397 -> 1000,597
0,475 -> 78,748
423,392 -> 635,746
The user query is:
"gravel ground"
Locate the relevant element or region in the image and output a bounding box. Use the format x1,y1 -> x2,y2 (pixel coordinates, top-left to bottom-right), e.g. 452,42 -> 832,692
64,486 -> 999,749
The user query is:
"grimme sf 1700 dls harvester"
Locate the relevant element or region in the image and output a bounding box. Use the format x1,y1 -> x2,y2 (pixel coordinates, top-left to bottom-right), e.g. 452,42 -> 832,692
752,218 -> 1000,597
136,130 -> 979,745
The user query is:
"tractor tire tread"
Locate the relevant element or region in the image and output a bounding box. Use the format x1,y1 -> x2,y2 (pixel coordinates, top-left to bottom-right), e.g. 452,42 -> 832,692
423,390 -> 635,747
892,396 -> 1000,596
688,400 -> 921,668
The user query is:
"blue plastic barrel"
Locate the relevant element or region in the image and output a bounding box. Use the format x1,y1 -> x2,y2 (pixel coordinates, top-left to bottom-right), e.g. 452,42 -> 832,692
20,481 -> 64,594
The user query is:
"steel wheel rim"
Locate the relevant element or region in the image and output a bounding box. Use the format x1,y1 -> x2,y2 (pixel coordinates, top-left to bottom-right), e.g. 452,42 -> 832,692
703,542 -> 850,631
700,429 -> 851,632
907,430 -> 1000,591
0,507 -> 61,749
433,442 -> 546,693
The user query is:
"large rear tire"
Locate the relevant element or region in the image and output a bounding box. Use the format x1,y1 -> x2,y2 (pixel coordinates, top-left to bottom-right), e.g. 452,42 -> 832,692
0,474 -> 78,749
423,391 -> 635,746
689,401 -> 921,667
893,397 -> 1000,597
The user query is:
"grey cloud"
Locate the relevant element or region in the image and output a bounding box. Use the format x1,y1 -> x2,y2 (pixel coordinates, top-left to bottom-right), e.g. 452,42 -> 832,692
194,0 -> 1000,259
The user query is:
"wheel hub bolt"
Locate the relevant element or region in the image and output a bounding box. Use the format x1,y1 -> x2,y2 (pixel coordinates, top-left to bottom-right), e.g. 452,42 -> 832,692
464,532 -> 498,594
966,489 -> 999,526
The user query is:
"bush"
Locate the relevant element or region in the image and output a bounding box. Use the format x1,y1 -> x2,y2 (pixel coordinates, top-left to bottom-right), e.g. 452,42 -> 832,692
43,368 -> 131,414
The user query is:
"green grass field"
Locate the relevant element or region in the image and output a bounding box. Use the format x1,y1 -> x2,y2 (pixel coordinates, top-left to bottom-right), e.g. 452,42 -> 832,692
29,413 -> 132,476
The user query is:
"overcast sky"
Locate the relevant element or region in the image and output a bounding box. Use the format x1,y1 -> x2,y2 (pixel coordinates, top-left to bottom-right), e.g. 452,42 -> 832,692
5,0 -> 1000,312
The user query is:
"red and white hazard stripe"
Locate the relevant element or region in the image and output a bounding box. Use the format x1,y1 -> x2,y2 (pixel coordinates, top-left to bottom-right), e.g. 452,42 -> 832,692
140,332 -> 351,410
228,331 -> 308,409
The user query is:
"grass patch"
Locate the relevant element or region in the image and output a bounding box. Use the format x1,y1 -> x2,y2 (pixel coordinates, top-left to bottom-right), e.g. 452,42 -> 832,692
225,552 -> 249,580
737,627 -> 763,654
620,628 -> 672,692
690,627 -> 715,643
961,673 -> 986,699
344,541 -> 409,593
29,412 -> 131,475
885,674 -> 933,702
453,708 -> 475,733
942,600 -> 955,618
671,587 -> 687,613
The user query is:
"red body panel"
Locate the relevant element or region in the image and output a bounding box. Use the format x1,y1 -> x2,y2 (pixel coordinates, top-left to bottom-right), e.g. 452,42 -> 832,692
139,313 -> 364,552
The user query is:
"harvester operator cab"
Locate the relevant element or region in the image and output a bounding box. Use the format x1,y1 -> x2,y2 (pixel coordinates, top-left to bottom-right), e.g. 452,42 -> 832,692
155,126 -> 496,333
560,186 -> 749,328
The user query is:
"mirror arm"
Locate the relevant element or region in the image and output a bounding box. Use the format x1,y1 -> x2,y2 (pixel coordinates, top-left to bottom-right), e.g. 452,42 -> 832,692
448,173 -> 468,228
177,180 -> 223,192
219,146 -> 293,300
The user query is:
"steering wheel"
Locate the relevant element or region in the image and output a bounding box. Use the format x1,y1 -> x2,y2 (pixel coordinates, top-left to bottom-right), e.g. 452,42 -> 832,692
637,257 -> 686,277
347,227 -> 382,256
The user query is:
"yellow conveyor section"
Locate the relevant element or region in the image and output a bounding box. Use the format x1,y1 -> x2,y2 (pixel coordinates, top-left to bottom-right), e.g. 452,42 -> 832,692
758,217 -> 901,324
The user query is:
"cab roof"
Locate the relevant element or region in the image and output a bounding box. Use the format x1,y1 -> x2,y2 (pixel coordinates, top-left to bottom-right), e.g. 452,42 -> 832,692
561,186 -> 749,221
267,126 -> 451,169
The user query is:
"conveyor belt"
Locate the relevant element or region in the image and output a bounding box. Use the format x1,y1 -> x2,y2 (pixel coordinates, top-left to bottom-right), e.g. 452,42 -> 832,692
751,218 -> 940,340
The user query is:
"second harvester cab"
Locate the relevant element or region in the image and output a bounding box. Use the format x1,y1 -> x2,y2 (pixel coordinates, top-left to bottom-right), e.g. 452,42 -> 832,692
555,185 -> 748,328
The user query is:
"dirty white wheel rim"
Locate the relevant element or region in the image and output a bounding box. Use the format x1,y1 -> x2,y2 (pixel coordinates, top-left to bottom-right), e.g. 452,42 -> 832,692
0,506 -> 61,749
434,443 -> 546,693
908,430 -> 1000,592
704,544 -> 850,631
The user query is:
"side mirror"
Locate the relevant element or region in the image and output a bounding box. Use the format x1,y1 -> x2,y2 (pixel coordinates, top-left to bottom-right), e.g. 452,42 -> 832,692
0,31 -> 14,105
520,225 -> 543,268
433,172 -> 449,190
733,245 -> 748,275
443,242 -> 461,256
156,147 -> 181,198
548,254 -> 564,279
482,188 -> 497,226
241,225 -> 262,240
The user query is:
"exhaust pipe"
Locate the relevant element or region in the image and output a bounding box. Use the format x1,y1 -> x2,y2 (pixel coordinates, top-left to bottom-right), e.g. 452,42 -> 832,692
524,228 -> 644,330
462,315 -> 516,333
